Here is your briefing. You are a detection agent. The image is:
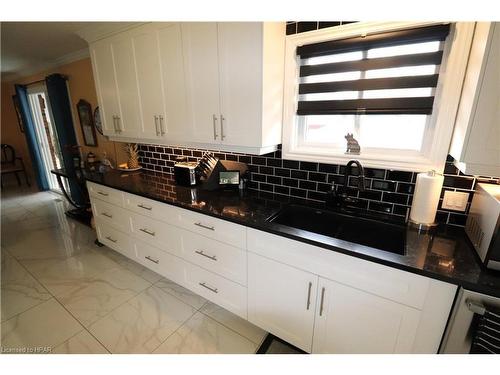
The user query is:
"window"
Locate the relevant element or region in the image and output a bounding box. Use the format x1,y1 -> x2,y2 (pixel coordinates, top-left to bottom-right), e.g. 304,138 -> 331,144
282,22 -> 476,172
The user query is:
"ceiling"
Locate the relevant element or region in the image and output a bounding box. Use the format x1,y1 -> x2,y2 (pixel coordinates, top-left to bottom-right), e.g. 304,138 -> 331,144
1,22 -> 116,81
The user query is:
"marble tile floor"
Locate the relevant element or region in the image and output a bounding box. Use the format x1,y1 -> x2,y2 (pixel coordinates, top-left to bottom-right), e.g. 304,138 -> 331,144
0,188 -> 267,354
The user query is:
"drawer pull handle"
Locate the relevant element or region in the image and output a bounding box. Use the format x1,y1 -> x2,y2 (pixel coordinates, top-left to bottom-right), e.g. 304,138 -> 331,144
102,212 -> 113,218
194,222 -> 215,231
97,191 -> 109,197
195,250 -> 217,261
306,282 -> 312,310
137,204 -> 152,211
319,287 -> 326,317
105,236 -> 117,243
139,228 -> 156,236
199,282 -> 218,294
145,256 -> 159,264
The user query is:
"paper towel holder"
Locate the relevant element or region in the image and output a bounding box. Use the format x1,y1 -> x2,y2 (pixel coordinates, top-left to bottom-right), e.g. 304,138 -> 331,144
407,170 -> 442,232
408,219 -> 438,232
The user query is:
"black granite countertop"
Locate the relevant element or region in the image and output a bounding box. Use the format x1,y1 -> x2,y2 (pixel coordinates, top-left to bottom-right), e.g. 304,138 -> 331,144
73,168 -> 500,298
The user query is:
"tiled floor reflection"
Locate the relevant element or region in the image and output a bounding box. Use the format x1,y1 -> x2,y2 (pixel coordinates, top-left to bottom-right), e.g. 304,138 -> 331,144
1,187 -> 266,354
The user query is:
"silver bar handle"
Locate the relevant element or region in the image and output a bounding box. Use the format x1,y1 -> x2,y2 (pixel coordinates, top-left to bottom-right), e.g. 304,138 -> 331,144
194,222 -> 215,231
105,236 -> 117,243
137,204 -> 152,211
145,255 -> 159,264
159,115 -> 165,135
212,114 -> 218,140
112,115 -> 118,132
116,116 -> 122,133
139,228 -> 155,237
199,282 -> 218,294
97,191 -> 109,197
466,299 -> 486,316
101,212 -> 113,218
220,114 -> 226,140
319,287 -> 325,316
195,250 -> 217,261
154,115 -> 159,136
306,282 -> 312,310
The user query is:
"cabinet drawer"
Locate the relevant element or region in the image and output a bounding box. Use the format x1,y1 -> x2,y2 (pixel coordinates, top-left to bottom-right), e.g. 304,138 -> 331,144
183,261 -> 247,319
178,209 -> 246,249
95,218 -> 134,258
134,239 -> 184,283
129,211 -> 182,257
91,198 -> 131,233
248,228 -> 431,310
124,192 -> 180,225
181,230 -> 247,285
87,181 -> 124,207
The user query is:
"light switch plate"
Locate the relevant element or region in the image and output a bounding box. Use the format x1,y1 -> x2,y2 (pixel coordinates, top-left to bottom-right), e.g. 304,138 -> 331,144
442,191 -> 469,211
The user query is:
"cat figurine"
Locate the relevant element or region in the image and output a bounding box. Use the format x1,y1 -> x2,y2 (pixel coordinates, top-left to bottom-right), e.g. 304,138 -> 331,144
345,133 -> 361,154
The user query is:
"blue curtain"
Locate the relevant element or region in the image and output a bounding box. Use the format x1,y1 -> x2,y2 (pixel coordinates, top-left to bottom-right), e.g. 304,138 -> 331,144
14,84 -> 49,190
45,73 -> 85,205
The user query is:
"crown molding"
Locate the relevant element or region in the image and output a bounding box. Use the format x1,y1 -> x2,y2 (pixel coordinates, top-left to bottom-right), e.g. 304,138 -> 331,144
2,47 -> 90,83
76,22 -> 147,43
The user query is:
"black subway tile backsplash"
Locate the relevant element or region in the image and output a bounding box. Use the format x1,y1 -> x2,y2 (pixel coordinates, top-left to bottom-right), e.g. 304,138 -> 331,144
297,22 -> 318,33
283,160 -> 300,169
386,170 -> 413,182
138,143 -> 496,227
300,161 -> 318,172
372,180 -> 396,192
444,176 -> 475,190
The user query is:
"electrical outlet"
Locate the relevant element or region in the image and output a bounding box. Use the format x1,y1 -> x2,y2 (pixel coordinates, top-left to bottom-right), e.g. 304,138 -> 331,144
442,191 -> 469,212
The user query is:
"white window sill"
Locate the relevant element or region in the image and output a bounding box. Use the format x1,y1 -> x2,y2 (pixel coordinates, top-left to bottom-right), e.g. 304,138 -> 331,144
282,145 -> 440,172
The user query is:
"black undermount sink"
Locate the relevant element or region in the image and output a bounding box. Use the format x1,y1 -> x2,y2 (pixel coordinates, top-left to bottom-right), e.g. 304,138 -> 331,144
267,204 -> 407,255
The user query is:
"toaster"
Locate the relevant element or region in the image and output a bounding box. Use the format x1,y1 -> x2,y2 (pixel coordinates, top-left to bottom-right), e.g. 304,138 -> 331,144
174,161 -> 199,186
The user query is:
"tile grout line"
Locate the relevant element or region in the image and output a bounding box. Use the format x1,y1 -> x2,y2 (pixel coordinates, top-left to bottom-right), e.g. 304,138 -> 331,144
6,241 -> 161,354
2,249 -> 112,353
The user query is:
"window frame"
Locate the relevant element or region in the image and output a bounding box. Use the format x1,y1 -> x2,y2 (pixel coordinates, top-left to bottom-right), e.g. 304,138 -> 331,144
281,21 -> 476,172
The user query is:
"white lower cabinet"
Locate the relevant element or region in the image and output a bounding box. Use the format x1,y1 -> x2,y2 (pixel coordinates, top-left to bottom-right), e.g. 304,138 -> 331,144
312,278 -> 421,354
95,218 -> 135,259
247,253 -> 318,352
88,182 -> 457,354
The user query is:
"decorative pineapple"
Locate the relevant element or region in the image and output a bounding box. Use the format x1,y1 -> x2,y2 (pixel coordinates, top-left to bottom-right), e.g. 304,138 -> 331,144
124,143 -> 140,169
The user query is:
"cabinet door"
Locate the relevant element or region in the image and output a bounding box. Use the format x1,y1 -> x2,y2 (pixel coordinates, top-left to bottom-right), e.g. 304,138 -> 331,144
312,277 -> 421,354
90,41 -> 120,136
247,252 -> 318,352
218,23 -> 262,147
110,34 -> 142,138
157,23 -> 192,141
181,22 -> 221,144
465,23 -> 500,172
131,24 -> 166,139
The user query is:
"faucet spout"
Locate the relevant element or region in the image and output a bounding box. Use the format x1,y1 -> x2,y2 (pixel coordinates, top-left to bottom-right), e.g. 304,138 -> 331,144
345,160 -> 365,192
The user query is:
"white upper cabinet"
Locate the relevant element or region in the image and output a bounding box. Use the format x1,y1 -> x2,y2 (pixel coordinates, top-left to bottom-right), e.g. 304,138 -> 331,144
110,35 -> 142,138
181,22 -> 222,144
130,24 -> 167,139
156,23 -> 192,141
217,22 -> 262,147
89,41 -> 120,136
450,22 -> 500,176
85,22 -> 285,154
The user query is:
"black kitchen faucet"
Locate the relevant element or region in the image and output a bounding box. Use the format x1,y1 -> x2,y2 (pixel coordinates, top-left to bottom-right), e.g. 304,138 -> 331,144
326,160 -> 365,209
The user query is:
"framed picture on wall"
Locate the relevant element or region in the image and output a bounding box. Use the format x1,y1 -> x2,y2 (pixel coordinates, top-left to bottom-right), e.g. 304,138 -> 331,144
76,99 -> 97,147
12,95 -> 25,133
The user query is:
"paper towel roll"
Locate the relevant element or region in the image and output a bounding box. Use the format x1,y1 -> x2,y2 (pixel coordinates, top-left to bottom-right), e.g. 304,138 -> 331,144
409,171 -> 444,225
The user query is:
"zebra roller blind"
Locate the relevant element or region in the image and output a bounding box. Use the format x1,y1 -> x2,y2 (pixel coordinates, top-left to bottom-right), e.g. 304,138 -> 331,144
296,24 -> 451,116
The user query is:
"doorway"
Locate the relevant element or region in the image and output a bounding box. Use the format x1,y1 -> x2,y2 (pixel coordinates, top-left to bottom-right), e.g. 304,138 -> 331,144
26,85 -> 65,192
